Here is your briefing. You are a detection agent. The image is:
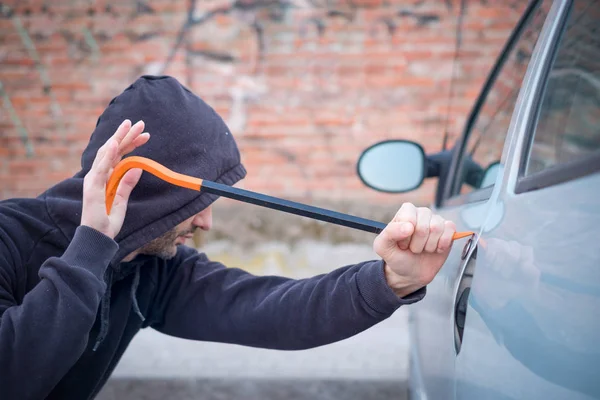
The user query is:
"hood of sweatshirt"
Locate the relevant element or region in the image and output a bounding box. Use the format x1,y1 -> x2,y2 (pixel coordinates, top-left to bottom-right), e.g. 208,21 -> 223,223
42,75 -> 247,350
44,75 -> 247,266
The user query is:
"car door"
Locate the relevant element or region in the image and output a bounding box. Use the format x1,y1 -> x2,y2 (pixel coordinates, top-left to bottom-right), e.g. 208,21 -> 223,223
452,0 -> 600,398
407,1 -> 556,399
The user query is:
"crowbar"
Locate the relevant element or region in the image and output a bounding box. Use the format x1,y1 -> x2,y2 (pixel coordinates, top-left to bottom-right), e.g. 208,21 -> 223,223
106,156 -> 474,240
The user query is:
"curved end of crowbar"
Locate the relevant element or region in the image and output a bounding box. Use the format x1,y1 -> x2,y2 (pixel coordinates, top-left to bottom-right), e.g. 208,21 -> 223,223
453,231 -> 475,240
105,156 -> 203,215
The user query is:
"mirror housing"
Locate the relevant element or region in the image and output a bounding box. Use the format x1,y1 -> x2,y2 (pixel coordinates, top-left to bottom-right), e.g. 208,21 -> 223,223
460,158 -> 500,189
356,140 -> 499,197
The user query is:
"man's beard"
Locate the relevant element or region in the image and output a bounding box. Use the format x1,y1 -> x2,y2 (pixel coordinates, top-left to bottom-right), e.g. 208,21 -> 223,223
137,226 -> 194,260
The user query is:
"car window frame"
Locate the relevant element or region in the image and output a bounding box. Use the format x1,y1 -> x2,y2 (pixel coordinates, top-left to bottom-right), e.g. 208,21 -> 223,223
437,0 -> 546,208
516,0 -> 600,194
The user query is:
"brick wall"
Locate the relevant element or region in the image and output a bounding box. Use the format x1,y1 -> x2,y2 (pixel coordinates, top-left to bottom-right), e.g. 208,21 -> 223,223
0,0 -> 526,210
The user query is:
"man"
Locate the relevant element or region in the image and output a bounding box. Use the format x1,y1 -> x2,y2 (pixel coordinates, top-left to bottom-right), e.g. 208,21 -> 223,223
0,75 -> 456,400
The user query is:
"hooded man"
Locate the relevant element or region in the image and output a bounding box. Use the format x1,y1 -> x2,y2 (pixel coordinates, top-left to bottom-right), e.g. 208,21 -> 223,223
0,75 -> 457,400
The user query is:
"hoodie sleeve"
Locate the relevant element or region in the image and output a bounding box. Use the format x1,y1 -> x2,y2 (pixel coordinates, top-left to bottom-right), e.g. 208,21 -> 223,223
151,245 -> 425,350
0,225 -> 118,400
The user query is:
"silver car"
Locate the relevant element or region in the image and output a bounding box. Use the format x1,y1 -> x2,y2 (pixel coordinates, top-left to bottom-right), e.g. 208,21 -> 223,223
356,0 -> 600,398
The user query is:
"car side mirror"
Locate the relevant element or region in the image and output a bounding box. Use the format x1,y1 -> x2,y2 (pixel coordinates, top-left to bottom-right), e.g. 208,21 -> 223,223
357,140 -> 426,193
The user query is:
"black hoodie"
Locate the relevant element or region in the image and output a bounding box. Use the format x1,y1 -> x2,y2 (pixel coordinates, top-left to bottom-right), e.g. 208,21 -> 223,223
0,75 -> 425,400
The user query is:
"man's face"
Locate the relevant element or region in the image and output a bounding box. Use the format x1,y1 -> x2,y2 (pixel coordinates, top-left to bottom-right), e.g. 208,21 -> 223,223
136,206 -> 213,260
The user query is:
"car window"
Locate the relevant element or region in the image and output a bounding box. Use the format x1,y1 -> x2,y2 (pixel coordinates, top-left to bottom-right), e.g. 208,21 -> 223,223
524,0 -> 600,176
451,1 -> 551,199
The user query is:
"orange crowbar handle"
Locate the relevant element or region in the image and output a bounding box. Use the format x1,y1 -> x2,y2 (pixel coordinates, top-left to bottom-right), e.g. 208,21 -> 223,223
105,156 -> 474,241
105,156 -> 203,214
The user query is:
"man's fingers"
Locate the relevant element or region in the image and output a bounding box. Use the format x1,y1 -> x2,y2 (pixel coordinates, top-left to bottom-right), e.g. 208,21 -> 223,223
376,202 -> 457,257
424,215 -> 445,253
117,120 -> 145,156
109,168 -> 143,219
393,203 -> 417,250
93,138 -> 117,185
409,207 -> 432,253
90,120 -> 131,172
116,168 -> 142,201
119,132 -> 150,156
133,132 -> 150,147
436,220 -> 456,254
91,140 -> 109,171
112,119 -> 132,144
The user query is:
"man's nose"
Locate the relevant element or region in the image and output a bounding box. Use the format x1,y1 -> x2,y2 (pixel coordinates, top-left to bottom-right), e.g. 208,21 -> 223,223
192,207 -> 212,231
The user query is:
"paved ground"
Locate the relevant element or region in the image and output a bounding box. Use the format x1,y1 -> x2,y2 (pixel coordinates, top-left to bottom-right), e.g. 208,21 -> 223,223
97,379 -> 408,400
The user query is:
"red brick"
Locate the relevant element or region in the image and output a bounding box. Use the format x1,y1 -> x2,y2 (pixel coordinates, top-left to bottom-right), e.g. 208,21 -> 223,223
0,0 -> 518,206
8,159 -> 46,175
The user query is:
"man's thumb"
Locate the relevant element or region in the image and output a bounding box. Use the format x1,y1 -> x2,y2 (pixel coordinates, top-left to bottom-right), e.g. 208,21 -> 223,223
109,168 -> 142,221
374,221 -> 414,257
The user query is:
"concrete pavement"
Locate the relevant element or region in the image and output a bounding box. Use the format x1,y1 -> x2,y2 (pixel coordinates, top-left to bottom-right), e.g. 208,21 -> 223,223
97,378 -> 408,400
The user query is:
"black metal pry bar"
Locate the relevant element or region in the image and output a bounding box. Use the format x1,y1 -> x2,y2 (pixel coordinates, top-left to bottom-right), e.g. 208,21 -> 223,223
201,180 -> 387,234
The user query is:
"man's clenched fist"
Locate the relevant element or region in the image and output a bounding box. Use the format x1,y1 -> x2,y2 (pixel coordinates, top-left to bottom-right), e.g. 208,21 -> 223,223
374,203 -> 457,298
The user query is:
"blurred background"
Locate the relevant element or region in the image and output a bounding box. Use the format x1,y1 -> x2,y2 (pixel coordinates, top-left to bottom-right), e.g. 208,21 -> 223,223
0,0 -> 527,399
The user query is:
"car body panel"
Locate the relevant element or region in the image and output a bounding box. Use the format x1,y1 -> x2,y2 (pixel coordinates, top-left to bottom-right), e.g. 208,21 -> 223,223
405,0 -> 600,399
456,171 -> 600,400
